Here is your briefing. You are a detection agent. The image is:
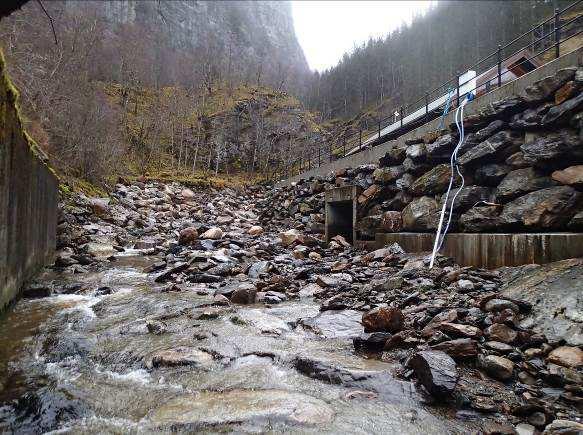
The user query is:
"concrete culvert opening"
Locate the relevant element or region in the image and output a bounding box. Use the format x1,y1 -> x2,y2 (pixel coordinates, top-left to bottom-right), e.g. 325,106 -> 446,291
325,186 -> 359,244
326,201 -> 354,243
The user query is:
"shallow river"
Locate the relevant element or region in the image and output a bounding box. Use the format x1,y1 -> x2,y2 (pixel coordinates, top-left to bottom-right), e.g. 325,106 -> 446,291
0,254 -> 479,434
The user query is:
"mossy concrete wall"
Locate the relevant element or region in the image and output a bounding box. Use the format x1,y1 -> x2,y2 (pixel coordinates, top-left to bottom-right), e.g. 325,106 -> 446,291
0,50 -> 58,311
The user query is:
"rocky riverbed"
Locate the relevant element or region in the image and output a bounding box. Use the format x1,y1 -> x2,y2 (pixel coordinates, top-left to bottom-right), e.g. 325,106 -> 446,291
0,180 -> 581,434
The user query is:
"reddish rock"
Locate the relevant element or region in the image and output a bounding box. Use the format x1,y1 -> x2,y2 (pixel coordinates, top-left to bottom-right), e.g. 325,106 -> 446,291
178,227 -> 199,245
230,284 -> 257,304
485,323 -> 518,344
439,322 -> 482,338
380,211 -> 403,232
547,346 -> 583,368
362,307 -> 405,333
552,165 -> 583,188
555,80 -> 577,104
431,338 -> 478,359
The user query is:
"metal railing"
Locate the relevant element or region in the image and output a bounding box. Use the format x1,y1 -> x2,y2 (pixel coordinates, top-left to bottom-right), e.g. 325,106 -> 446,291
280,0 -> 583,181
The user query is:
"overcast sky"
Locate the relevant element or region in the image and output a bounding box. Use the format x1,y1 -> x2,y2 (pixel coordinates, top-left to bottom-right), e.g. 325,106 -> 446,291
292,1 -> 435,72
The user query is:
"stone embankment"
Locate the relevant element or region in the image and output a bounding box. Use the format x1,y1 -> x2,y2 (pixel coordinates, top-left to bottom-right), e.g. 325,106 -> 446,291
264,66 -> 583,240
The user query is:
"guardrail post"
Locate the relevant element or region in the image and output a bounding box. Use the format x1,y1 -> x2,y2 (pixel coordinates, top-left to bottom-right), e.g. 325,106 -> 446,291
497,45 -> 502,88
400,106 -> 403,128
425,93 -> 429,122
554,7 -> 560,59
359,127 -> 362,151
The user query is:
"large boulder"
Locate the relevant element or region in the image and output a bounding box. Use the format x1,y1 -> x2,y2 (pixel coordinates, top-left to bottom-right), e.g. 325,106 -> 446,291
402,196 -> 439,231
409,350 -> 458,396
521,132 -> 583,168
459,205 -> 502,232
410,164 -> 452,196
498,186 -> 582,230
178,227 -> 199,245
458,131 -> 523,166
474,163 -> 512,186
440,185 -> 491,213
542,92 -> 583,126
501,258 -> 583,346
552,165 -> 583,188
523,67 -> 576,103
373,166 -> 404,184
361,307 -> 404,333
495,168 -> 557,202
380,211 -> 403,232
425,134 -> 455,161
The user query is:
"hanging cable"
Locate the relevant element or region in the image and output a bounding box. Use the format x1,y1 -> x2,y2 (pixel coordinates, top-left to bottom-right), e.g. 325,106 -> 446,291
429,91 -> 474,269
438,87 -> 454,130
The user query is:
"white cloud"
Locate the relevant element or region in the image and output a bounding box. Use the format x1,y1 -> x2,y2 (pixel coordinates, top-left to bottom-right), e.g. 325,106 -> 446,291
292,1 -> 435,72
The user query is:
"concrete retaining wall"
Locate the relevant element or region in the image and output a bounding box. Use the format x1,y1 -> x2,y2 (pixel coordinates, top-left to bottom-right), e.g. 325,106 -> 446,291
375,233 -> 583,269
278,46 -> 583,187
0,50 -> 58,311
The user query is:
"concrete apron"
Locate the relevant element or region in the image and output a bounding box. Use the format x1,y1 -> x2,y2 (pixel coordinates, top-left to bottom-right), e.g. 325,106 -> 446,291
375,232 -> 583,269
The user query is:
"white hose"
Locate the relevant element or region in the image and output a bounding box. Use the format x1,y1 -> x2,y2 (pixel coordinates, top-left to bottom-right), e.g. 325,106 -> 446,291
429,94 -> 471,268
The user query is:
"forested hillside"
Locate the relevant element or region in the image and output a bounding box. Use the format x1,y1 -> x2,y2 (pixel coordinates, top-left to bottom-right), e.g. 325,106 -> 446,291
0,0 -> 314,185
306,0 -> 581,120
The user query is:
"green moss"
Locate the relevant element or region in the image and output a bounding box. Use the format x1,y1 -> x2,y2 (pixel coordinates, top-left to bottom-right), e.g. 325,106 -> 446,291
0,48 -> 59,180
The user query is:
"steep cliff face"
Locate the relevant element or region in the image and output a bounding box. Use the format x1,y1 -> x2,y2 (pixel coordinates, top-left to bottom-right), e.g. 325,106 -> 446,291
66,0 -> 309,91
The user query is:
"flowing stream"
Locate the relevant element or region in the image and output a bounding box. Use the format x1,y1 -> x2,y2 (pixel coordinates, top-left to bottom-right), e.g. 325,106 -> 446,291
0,253 -> 480,434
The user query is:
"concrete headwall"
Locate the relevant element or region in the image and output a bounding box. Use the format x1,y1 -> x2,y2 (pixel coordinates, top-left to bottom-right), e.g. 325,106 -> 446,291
278,46 -> 583,187
0,50 -> 58,311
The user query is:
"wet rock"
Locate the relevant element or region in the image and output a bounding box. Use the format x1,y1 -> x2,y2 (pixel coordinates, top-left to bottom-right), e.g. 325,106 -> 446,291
300,310 -> 363,339
247,260 -> 272,278
353,332 -> 392,351
373,166 -> 404,184
147,389 -> 333,428
410,164 -> 452,195
431,338 -> 478,359
236,309 -> 290,334
485,323 -> 518,344
200,227 -> 223,240
147,347 -> 213,369
523,67 -> 576,103
402,196 -> 439,231
247,225 -> 264,236
479,355 -> 514,381
22,283 -> 51,299
409,350 -> 458,396
542,419 -> 583,435
459,205 -> 502,232
499,186 -> 582,230
474,163 -> 512,186
458,131 -> 523,166
178,227 -> 198,245
502,258 -> 583,346
552,165 -> 583,187
361,307 -> 404,333
521,132 -> 583,167
146,320 -> 167,335
496,168 -> 557,202
380,211 -> 403,232
440,186 -> 491,213
230,284 -> 257,304
542,92 -> 583,125
154,262 -> 189,283
439,322 -> 481,339
279,229 -> 302,246
546,346 -> 583,368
